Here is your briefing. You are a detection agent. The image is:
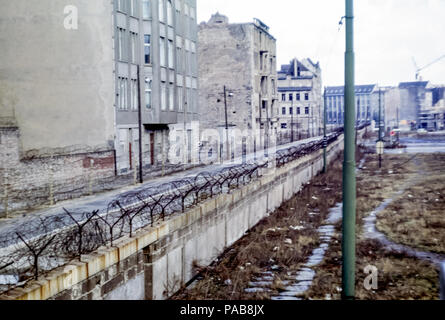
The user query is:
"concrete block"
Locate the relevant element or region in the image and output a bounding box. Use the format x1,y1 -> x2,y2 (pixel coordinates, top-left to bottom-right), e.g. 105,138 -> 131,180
104,273 -> 145,300
167,246 -> 183,295
85,253 -> 106,278
136,229 -> 158,251
117,238 -> 137,263
200,198 -> 217,217
184,237 -> 197,283
152,255 -> 167,300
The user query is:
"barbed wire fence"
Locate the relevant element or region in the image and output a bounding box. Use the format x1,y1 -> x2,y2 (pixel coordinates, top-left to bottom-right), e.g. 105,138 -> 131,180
0,125 -> 362,295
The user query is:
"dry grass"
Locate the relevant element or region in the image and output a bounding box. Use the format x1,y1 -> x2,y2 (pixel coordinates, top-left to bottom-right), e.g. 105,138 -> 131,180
171,152 -> 347,300
303,236 -> 439,300
171,149 -> 442,300
304,152 -> 441,300
376,153 -> 445,254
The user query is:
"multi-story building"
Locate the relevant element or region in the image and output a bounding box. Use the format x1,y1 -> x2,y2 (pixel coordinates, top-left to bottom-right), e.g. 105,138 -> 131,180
0,1 -> 117,214
114,0 -> 198,173
325,84 -> 376,130
0,0 -> 199,214
198,13 -> 278,161
277,58 -> 323,142
419,85 -> 445,131
398,81 -> 431,129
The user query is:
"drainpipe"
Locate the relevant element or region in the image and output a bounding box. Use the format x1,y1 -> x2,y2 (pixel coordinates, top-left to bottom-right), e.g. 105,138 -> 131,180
137,65 -> 143,184
342,0 -> 356,300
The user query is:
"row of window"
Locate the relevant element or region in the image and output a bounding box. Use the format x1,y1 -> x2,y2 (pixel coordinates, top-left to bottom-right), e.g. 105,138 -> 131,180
118,77 -> 141,111
117,28 -> 197,74
326,111 -> 371,124
281,106 -> 310,116
117,0 -> 195,22
118,76 -> 197,112
118,28 -> 196,76
281,92 -> 310,102
326,95 -> 370,109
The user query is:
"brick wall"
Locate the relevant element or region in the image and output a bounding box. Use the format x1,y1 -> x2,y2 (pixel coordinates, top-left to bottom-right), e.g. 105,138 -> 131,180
0,126 -> 115,216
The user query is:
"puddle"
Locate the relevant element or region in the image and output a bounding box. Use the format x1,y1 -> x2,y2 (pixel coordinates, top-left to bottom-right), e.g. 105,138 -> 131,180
363,196 -> 445,265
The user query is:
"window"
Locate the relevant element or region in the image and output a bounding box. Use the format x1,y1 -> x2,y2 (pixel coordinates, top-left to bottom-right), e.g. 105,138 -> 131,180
144,35 -> 151,64
117,28 -> 126,61
161,82 -> 167,110
117,0 -> 126,13
167,0 -> 173,26
118,77 -> 128,110
305,107 -> 309,115
281,123 -> 287,129
289,93 -> 293,101
282,107 -> 286,115
296,93 -> 300,101
130,0 -> 138,16
168,40 -> 174,68
187,50 -> 192,75
159,0 -> 165,22
305,93 -> 309,101
159,37 -> 166,67
176,46 -> 183,73
186,88 -> 191,111
169,84 -> 174,111
145,78 -> 152,109
131,79 -> 138,110
178,86 -> 183,111
297,107 -> 301,115
142,0 -> 151,18
130,32 -> 138,63
289,107 -> 293,115
281,94 -> 286,101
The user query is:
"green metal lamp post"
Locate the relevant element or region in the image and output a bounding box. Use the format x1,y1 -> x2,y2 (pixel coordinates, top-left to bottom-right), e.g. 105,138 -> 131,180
342,0 -> 357,300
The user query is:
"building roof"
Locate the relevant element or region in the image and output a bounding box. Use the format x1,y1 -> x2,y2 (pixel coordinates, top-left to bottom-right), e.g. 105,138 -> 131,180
398,81 -> 429,89
326,84 -> 377,95
278,59 -> 309,77
278,87 -> 313,92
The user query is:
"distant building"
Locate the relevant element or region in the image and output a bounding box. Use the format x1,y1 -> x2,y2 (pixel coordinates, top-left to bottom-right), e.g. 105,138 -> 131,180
277,58 -> 323,142
419,85 -> 445,131
398,81 -> 431,129
198,13 -> 278,160
325,85 -> 376,130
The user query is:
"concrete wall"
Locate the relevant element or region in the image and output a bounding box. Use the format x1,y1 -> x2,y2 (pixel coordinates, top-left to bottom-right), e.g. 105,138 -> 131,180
0,0 -> 115,157
1,129 -> 368,300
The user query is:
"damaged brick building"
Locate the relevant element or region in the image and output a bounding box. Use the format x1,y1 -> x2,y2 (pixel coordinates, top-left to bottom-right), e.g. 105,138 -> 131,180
197,13 -> 279,161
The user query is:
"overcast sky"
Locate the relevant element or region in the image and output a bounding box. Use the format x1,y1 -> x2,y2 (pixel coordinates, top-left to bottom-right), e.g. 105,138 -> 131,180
196,0 -> 445,87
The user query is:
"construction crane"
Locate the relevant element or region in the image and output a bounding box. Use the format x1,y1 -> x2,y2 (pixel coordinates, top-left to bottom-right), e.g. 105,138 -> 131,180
412,54 -> 445,80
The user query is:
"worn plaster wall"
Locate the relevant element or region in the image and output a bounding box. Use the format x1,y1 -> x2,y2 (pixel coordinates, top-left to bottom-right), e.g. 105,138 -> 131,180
0,0 -> 115,157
